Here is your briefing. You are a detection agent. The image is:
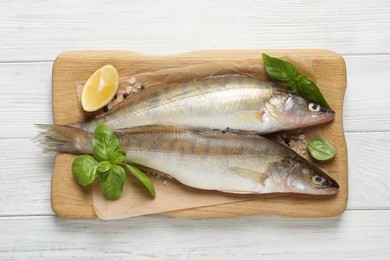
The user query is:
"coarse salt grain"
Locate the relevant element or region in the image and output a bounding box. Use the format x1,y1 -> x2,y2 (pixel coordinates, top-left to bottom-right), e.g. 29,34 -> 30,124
298,134 -> 305,141
126,86 -> 132,94
163,180 -> 168,185
129,77 -> 136,85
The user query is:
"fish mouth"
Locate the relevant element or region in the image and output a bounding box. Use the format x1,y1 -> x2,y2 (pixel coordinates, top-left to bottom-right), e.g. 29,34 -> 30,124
314,186 -> 339,195
331,179 -> 340,189
313,178 -> 340,195
308,109 -> 335,126
319,106 -> 335,120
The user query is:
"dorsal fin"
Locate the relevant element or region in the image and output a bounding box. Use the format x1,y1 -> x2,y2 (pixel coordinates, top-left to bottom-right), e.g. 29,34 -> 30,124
113,125 -> 191,135
104,74 -> 257,114
114,125 -> 266,140
193,127 -> 262,138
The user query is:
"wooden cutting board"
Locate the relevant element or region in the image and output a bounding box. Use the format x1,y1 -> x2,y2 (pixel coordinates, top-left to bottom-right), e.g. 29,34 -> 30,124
51,49 -> 347,218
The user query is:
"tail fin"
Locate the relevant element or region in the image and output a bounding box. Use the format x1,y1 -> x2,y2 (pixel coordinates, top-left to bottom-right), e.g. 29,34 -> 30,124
33,124 -> 93,154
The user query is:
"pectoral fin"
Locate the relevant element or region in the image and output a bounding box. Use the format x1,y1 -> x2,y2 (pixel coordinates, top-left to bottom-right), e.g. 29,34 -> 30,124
218,190 -> 257,194
217,168 -> 269,194
230,167 -> 269,184
232,110 -> 264,124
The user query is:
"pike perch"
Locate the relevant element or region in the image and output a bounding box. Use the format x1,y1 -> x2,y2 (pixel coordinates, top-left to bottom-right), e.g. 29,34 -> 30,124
79,75 -> 334,134
37,125 -> 339,195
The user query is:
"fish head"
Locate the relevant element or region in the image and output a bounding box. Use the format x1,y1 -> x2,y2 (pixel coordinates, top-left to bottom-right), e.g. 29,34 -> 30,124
267,90 -> 335,129
284,158 -> 339,195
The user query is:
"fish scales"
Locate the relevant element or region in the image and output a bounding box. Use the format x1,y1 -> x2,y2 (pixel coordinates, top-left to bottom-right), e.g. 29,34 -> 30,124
37,125 -> 339,195
79,75 -> 334,134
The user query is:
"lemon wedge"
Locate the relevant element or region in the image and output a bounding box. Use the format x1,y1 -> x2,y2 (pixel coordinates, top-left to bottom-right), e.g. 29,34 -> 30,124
81,65 -> 119,112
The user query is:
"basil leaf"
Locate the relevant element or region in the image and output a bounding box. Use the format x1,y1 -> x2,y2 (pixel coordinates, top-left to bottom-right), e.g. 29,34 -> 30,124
262,53 -> 331,109
307,137 -> 337,161
72,155 -> 98,186
262,53 -> 299,83
99,164 -> 126,200
97,161 -> 111,173
297,78 -> 330,108
287,80 -> 300,92
111,150 -> 126,165
92,124 -> 122,162
125,163 -> 156,198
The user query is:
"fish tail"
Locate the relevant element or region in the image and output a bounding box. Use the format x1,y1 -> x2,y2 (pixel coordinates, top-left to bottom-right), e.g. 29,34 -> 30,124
33,124 -> 93,154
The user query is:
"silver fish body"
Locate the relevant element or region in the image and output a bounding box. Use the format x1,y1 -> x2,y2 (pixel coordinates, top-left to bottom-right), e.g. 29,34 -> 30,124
80,75 -> 334,134
37,125 -> 339,195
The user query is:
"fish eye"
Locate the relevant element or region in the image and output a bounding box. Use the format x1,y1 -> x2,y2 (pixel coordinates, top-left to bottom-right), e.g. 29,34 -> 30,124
312,175 -> 326,185
308,103 -> 321,112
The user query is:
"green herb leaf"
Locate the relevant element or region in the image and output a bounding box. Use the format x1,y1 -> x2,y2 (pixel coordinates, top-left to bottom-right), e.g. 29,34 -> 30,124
92,124 -> 122,162
97,161 -> 112,173
297,78 -> 330,108
111,150 -> 126,165
125,163 -> 156,198
99,164 -> 126,200
307,137 -> 337,161
262,53 -> 300,83
72,124 -> 155,200
262,53 -> 331,109
287,80 -> 300,92
72,155 -> 98,186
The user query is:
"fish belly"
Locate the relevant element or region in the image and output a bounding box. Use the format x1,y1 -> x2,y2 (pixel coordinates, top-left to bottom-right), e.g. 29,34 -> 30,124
125,150 -> 279,194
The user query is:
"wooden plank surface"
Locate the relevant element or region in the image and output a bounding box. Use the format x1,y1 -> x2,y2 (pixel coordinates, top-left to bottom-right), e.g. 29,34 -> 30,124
51,49 -> 347,218
1,211 -> 390,259
1,1 -> 390,62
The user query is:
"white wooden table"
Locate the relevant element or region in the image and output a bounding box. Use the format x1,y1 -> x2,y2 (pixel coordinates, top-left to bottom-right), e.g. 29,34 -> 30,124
1,1 -> 389,259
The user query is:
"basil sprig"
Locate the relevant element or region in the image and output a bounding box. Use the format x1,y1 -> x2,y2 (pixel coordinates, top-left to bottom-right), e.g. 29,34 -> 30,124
72,155 -> 98,186
307,137 -> 337,161
262,53 -> 330,108
72,124 -> 156,200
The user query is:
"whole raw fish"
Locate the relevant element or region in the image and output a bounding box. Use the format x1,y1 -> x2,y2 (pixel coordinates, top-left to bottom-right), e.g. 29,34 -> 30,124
37,124 -> 339,195
79,75 -> 334,134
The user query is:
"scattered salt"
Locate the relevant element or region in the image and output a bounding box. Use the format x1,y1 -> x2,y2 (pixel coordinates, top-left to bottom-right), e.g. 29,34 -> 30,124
298,134 -> 305,141
129,77 -> 136,85
126,86 -> 132,94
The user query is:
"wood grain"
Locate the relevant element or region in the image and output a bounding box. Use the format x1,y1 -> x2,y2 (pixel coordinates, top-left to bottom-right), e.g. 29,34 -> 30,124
1,1 -> 390,62
0,139 -> 54,216
343,55 -> 390,132
50,49 -> 347,218
0,62 -> 53,139
1,211 -> 390,259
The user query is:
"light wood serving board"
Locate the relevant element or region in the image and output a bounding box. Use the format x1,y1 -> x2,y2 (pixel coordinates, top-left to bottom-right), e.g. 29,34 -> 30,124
51,50 -> 347,219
